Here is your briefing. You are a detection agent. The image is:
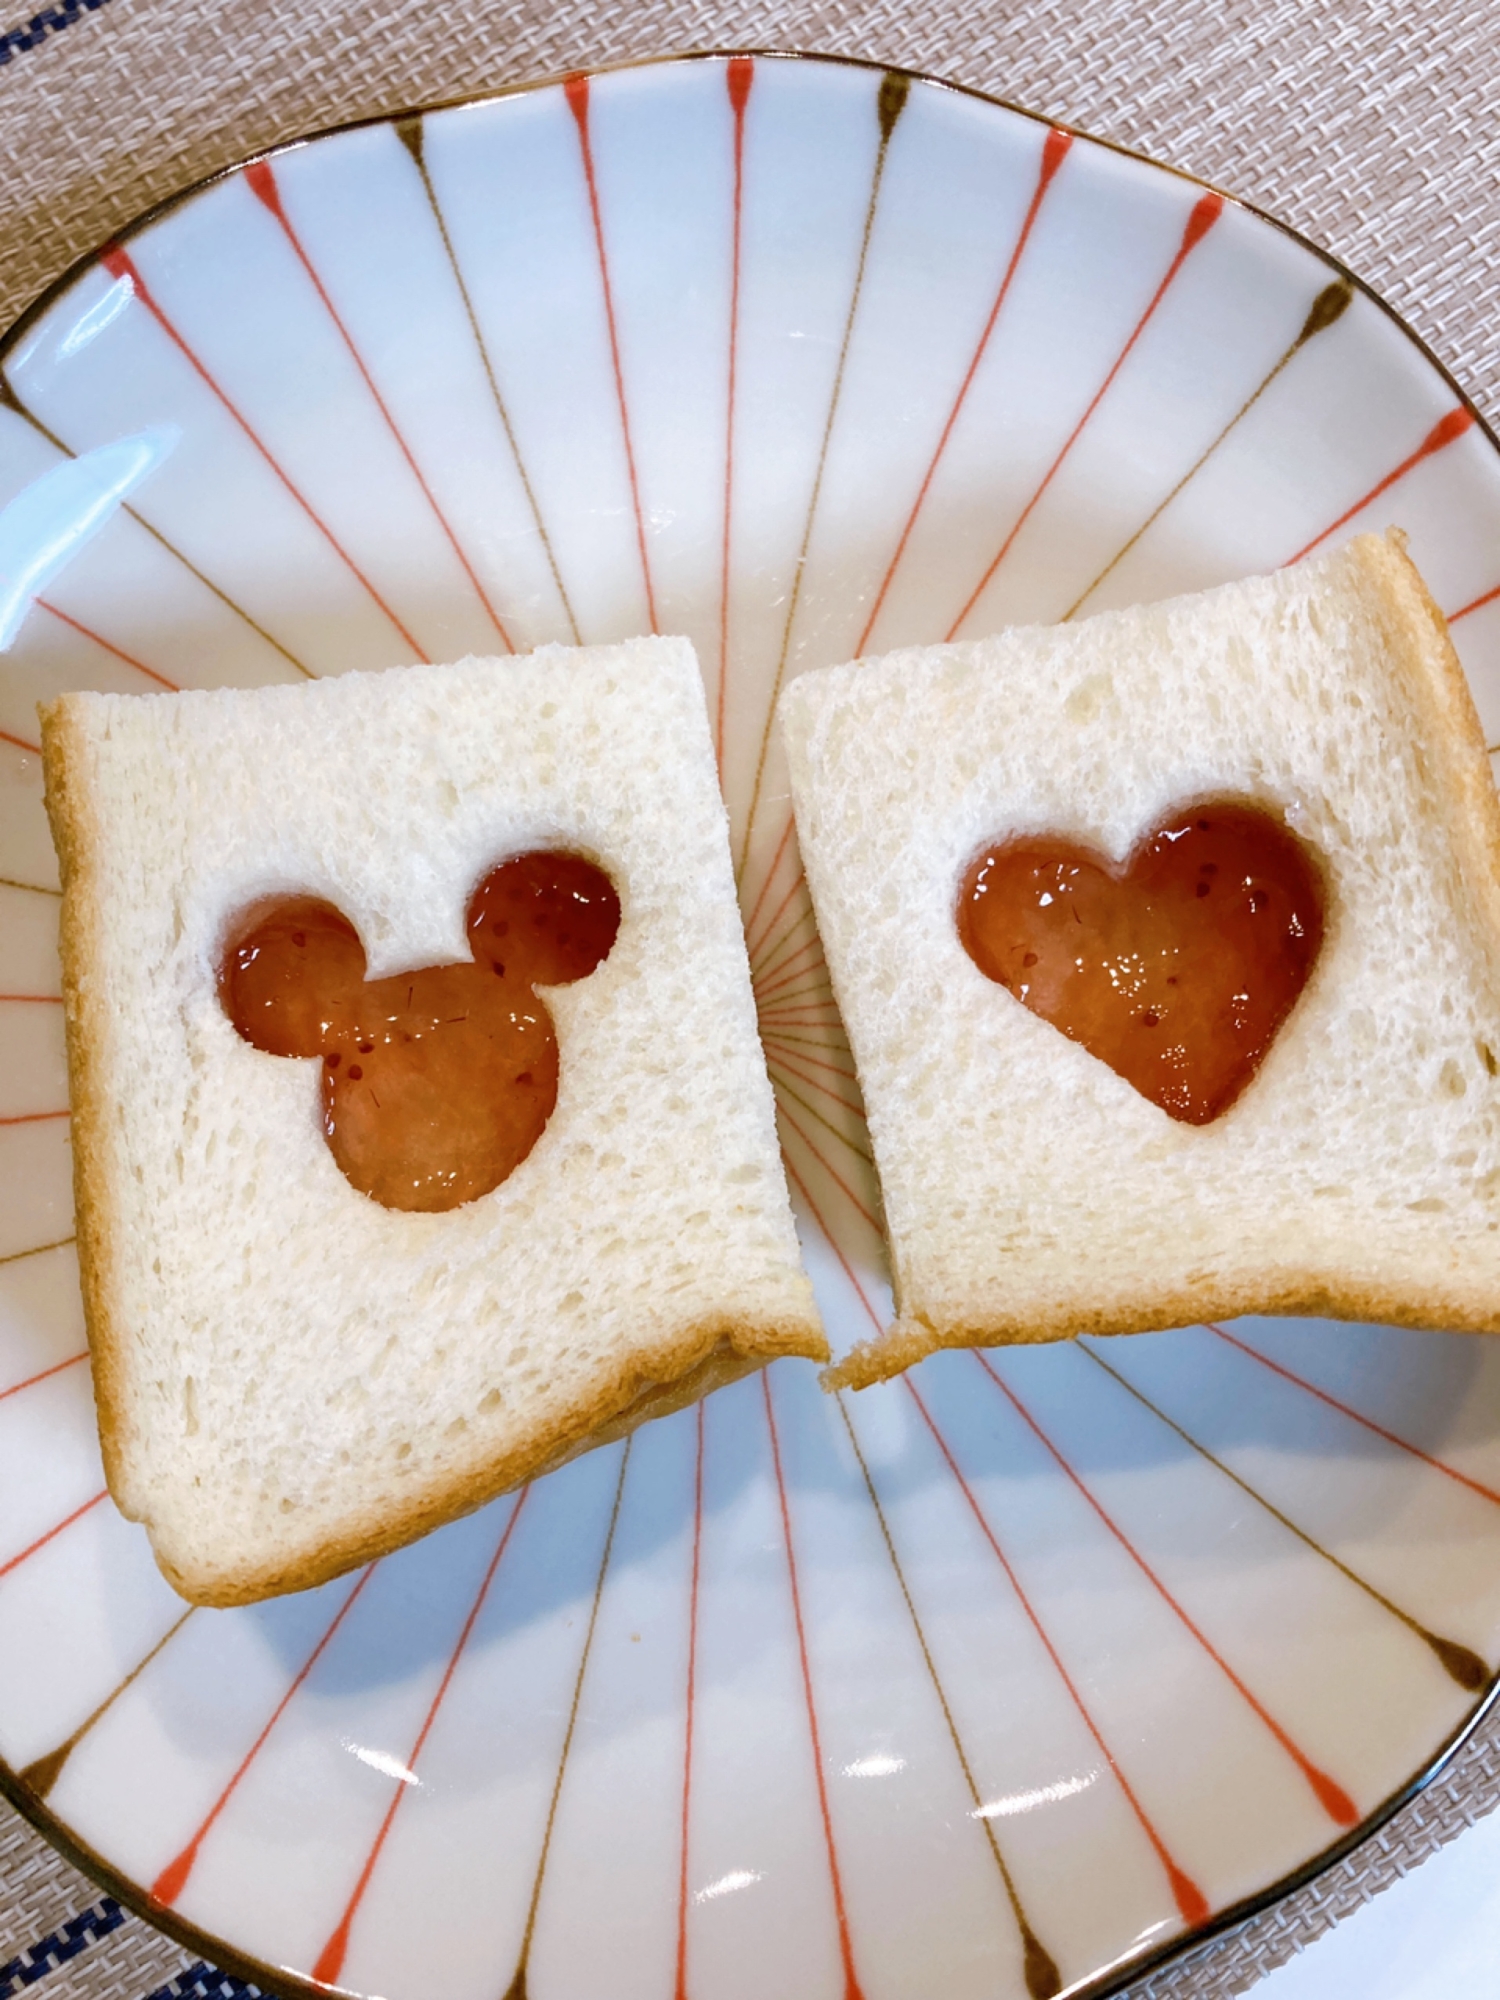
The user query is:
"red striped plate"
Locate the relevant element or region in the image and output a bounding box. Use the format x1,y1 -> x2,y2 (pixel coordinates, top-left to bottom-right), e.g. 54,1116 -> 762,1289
3,50 -> 1500,2000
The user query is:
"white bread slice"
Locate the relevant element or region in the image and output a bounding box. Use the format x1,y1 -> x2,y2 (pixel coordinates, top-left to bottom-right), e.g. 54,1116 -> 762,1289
43,639 -> 825,1605
779,533 -> 1500,1390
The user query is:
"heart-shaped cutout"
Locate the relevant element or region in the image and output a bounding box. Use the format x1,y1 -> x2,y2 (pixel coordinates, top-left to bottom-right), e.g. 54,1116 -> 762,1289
957,801 -> 1324,1124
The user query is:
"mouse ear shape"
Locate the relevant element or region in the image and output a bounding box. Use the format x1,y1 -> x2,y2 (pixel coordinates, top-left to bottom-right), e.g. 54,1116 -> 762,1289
467,852 -> 620,988
222,897 -> 366,1057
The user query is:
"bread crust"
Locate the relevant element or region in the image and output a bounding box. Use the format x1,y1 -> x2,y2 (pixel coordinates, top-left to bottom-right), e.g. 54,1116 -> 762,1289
825,1278 -> 1500,1393
39,698 -> 139,1518
39,648 -> 827,1606
161,1311 -> 819,1607
799,533 -> 1500,1392
1366,531 -> 1500,986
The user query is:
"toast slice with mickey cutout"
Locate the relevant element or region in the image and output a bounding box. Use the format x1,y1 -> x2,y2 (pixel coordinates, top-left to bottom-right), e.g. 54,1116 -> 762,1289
43,639 -> 825,1604
780,532 -> 1500,1389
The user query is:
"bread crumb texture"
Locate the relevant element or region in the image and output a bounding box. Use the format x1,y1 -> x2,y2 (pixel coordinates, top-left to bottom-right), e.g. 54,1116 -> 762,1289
42,640 -> 823,1604
779,534 -> 1500,1388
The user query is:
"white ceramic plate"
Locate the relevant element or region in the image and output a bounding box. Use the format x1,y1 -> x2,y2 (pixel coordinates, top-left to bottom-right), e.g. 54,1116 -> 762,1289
4,50 -> 1500,2000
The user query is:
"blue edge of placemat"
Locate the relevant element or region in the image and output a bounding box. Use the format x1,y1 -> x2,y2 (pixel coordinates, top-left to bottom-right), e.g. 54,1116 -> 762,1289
0,1897 -> 260,2000
0,0 -> 114,71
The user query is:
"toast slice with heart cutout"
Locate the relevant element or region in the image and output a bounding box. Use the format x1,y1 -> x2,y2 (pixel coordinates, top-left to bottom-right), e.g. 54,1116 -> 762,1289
780,532 -> 1500,1389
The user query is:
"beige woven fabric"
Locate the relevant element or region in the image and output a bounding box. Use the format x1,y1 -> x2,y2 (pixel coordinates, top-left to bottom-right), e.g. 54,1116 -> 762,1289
2,0 -> 1499,1995
1,0 -> 1498,426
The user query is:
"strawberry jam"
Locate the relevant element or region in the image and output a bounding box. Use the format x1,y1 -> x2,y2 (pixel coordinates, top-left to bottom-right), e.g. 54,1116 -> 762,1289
223,852 -> 620,1210
957,802 -> 1324,1124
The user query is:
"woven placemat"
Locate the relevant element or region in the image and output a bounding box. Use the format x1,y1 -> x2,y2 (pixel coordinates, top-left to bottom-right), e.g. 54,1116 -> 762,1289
3,1 -> 1499,1995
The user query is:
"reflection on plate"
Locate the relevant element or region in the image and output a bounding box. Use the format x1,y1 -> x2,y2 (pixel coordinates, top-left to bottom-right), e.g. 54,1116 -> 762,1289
3,49 -> 1500,2000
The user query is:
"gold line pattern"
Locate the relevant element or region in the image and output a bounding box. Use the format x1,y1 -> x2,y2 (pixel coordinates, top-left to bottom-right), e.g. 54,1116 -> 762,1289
1060,279 -> 1354,619
394,116 -> 582,647
836,1397 -> 1063,1999
1080,1342 -> 1488,1691
20,1607 -> 197,1799
500,1441 -> 633,2000
0,375 -> 314,679
736,73 -> 911,886
0,1234 -> 75,1268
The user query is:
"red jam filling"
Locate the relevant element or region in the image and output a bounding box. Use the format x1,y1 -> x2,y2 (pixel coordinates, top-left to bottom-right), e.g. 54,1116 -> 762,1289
957,802 -> 1324,1124
222,852 -> 620,1210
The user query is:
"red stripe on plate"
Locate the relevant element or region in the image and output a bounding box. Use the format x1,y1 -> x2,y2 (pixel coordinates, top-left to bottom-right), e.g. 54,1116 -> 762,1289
1207,1321 -> 1500,1506
945,192 -> 1224,641
762,1370 -> 866,2000
855,126 -> 1072,656
0,1351 -> 87,1403
311,1494 -> 529,1986
977,1352 -> 1357,1825
673,1401 -> 707,2000
37,600 -> 180,690
101,241 -> 430,661
1448,579 -> 1500,623
0,1490 -> 108,1584
905,1379 -> 1211,1926
564,74 -> 659,634
152,1564 -> 378,1907
243,160 -> 516,653
1283,407 -> 1474,565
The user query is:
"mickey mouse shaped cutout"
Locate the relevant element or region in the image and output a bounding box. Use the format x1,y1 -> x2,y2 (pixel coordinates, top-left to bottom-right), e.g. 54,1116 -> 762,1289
223,853 -> 620,1211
